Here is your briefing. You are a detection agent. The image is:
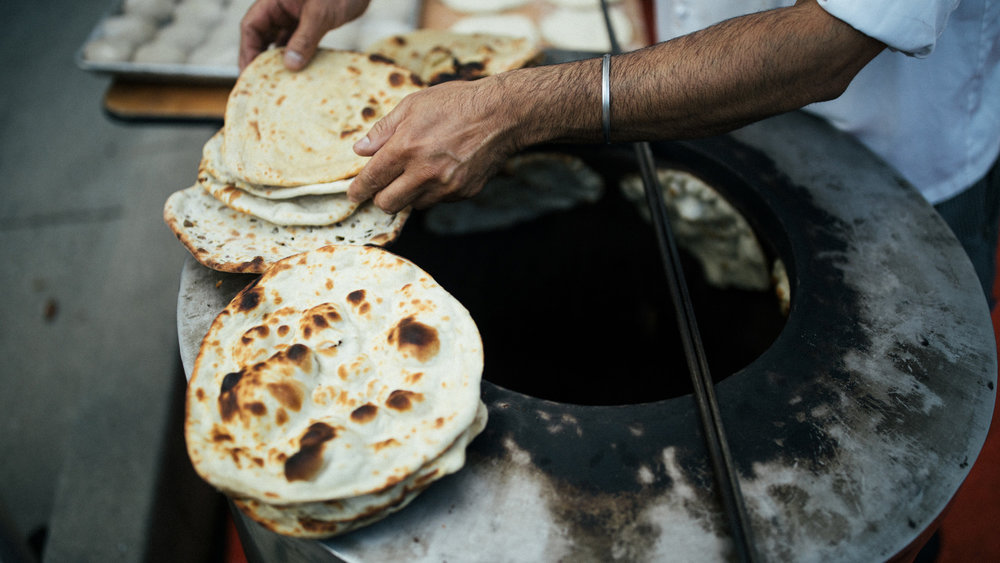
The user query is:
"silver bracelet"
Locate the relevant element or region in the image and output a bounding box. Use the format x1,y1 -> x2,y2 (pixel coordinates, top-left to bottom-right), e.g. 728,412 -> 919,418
601,53 -> 611,144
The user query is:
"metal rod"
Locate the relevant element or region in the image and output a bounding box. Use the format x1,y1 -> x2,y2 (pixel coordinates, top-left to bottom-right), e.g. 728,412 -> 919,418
635,143 -> 757,563
598,2 -> 757,561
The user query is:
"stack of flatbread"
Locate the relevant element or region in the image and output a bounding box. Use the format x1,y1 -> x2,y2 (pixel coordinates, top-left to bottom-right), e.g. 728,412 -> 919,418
185,244 -> 487,537
164,47 -> 424,274
166,30 -> 542,273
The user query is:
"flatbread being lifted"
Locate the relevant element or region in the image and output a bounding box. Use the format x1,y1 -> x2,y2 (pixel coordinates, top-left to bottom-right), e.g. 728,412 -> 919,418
165,47 -> 424,272
366,29 -> 542,85
221,47 -> 424,187
200,131 -> 354,200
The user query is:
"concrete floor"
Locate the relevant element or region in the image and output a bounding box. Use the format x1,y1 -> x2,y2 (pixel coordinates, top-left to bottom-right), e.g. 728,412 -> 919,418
1,3 -> 227,561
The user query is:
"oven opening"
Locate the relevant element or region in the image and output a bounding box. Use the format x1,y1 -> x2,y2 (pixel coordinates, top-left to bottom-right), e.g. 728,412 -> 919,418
390,147 -> 788,406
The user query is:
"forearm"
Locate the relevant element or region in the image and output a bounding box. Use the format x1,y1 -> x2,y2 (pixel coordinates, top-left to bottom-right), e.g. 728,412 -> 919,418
499,0 -> 884,147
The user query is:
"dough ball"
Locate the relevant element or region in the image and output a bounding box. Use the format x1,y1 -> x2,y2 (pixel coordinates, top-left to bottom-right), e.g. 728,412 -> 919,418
100,14 -> 157,45
440,0 -> 530,14
540,7 -> 633,51
173,0 -> 225,30
84,37 -> 135,62
123,0 -> 176,22
450,14 -> 539,44
188,42 -> 238,66
156,22 -> 210,52
132,39 -> 187,63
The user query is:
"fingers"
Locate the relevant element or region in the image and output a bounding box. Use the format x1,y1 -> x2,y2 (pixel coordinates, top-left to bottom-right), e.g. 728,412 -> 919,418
347,81 -> 514,214
239,0 -> 288,70
282,0 -> 335,70
352,107 -> 400,157
347,148 -> 404,208
239,0 -> 371,72
348,105 -> 405,204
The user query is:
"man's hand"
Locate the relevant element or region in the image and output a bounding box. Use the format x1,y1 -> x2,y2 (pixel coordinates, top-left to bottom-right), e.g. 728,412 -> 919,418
239,0 -> 370,71
347,78 -> 527,214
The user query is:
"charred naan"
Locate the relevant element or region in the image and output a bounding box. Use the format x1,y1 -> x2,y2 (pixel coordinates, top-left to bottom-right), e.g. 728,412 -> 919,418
185,245 -> 485,504
163,185 -> 409,273
366,29 -> 541,85
234,403 -> 487,538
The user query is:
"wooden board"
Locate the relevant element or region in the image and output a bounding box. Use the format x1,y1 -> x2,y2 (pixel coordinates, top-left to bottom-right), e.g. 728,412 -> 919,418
103,79 -> 232,121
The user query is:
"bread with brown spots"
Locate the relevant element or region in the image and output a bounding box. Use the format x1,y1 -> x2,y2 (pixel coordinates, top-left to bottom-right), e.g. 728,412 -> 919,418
199,130 -> 354,201
185,245 -> 485,510
233,402 -> 487,538
222,47 -> 424,187
366,29 -> 542,85
163,185 -> 409,273
198,132 -> 360,226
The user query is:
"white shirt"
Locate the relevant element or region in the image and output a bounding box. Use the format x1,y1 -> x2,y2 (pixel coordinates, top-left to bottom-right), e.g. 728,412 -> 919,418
654,0 -> 1000,204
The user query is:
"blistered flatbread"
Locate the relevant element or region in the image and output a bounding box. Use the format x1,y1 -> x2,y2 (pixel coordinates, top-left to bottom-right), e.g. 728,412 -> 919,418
185,245 -> 485,504
222,48 -> 424,186
163,185 -> 409,273
366,29 -> 541,85
233,403 -> 487,538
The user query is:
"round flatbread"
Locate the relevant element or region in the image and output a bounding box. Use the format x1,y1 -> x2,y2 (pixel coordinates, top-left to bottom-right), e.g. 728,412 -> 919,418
201,131 -> 353,200
222,48 -> 424,186
163,185 -> 410,273
185,245 -> 485,504
198,166 -> 360,227
366,29 -> 541,85
233,403 -> 487,538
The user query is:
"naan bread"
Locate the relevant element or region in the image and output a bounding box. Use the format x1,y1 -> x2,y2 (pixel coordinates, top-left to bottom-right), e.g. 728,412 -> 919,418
234,403 -> 487,538
185,245 -> 485,504
201,131 -> 353,200
163,185 -> 409,273
198,166 -> 360,227
222,48 -> 424,186
366,29 -> 541,85
424,152 -> 604,235
620,168 -> 771,291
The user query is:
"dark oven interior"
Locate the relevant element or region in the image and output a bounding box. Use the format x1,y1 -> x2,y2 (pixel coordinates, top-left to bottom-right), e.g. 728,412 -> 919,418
388,142 -> 789,406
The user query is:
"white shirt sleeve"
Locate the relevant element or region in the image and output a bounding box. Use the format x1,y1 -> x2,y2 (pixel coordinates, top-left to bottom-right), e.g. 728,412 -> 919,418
816,0 -> 961,56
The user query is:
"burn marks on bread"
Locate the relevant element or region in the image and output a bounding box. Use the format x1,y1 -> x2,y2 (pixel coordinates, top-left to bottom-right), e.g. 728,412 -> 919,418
187,244 -> 483,522
284,422 -> 338,482
388,315 -> 440,362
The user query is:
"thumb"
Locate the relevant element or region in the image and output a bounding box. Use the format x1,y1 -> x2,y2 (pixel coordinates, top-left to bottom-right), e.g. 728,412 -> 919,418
354,108 -> 402,156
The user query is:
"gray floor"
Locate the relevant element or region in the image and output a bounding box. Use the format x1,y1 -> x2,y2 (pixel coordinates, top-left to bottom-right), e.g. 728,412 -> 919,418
1,3 -> 227,561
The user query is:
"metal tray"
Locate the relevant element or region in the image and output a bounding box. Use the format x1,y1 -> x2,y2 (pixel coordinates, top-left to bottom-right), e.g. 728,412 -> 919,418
76,0 -> 422,84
